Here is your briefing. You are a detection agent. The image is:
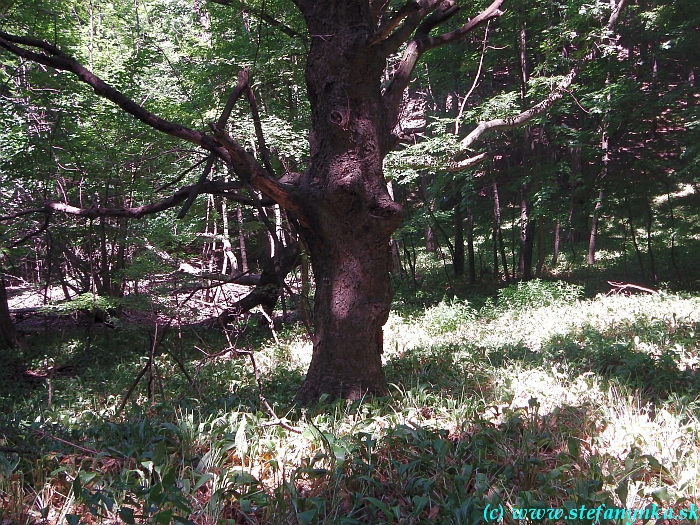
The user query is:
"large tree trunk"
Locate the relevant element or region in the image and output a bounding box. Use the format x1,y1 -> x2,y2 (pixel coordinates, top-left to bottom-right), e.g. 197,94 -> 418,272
294,4 -> 402,403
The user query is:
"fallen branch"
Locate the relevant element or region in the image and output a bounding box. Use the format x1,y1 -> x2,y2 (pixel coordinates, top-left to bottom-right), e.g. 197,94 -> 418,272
22,424 -> 100,456
223,330 -> 302,434
606,281 -> 658,296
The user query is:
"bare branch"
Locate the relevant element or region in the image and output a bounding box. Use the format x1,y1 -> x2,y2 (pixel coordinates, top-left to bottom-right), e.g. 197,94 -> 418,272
12,181 -> 242,221
446,151 -> 489,171
454,20 -> 490,134
245,84 -> 275,177
9,211 -> 52,247
459,69 -> 576,150
419,0 -> 504,50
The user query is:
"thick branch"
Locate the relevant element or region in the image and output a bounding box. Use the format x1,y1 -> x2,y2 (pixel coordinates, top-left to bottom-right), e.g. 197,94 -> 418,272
0,31 -> 230,161
211,126 -> 302,215
369,1 -> 420,46
382,0 -> 505,136
0,32 -> 298,213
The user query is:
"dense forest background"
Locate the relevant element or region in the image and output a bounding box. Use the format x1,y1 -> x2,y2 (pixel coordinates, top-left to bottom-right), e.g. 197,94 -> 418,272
1,0 -> 700,523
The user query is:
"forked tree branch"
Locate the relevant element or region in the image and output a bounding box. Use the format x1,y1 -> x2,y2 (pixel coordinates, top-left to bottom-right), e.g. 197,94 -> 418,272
458,0 -> 628,151
382,0 -> 505,137
369,1 -> 421,46
0,31 -> 299,212
178,68 -> 250,218
211,126 -> 303,215
379,0 -> 443,56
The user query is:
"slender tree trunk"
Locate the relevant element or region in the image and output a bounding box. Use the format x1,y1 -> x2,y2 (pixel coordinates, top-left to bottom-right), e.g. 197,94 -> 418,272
665,187 -> 682,282
567,146 -> 585,246
219,197 -> 238,276
626,196 -> 646,280
0,277 -> 18,349
645,194 -> 658,286
589,73 -> 610,265
237,206 -> 248,273
552,218 -> 560,267
387,180 -> 402,274
453,199 -> 465,277
588,189 -> 604,265
422,176 -> 438,252
492,182 -> 511,283
518,184 -> 536,281
466,207 -> 476,284
535,216 -> 545,278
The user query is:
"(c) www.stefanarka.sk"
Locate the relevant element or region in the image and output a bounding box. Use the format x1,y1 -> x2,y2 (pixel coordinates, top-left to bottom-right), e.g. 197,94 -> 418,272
483,502 -> 699,523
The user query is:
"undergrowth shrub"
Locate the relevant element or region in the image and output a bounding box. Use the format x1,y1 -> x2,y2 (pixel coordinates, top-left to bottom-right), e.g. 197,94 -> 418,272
423,298 -> 475,335
495,279 -> 584,312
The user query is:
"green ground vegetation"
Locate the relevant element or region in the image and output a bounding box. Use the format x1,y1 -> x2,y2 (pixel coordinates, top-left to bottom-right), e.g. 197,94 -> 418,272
1,270 -> 699,524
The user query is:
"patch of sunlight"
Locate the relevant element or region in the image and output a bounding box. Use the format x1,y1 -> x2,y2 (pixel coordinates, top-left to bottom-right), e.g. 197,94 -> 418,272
597,389 -> 700,496
460,294 -> 700,353
593,249 -> 625,262
384,311 -> 434,358
653,183 -> 696,205
496,366 -> 604,418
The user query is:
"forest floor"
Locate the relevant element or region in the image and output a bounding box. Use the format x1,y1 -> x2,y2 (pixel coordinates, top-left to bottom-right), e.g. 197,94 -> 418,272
1,271 -> 699,524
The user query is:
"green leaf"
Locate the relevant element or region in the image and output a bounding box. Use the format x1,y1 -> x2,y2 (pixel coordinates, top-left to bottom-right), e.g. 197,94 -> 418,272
364,497 -> 394,524
296,509 -> 317,524
155,509 -> 173,525
118,507 -> 136,525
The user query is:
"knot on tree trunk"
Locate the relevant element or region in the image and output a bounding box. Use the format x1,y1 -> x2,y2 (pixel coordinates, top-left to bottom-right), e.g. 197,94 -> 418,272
329,109 -> 349,130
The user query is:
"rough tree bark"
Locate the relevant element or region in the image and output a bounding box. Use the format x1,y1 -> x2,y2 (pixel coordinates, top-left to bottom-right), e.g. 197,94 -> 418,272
291,3 -> 404,401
